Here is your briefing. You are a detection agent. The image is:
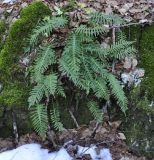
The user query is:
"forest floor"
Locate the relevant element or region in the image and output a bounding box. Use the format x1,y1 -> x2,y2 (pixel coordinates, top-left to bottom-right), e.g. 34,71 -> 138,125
0,120 -> 147,160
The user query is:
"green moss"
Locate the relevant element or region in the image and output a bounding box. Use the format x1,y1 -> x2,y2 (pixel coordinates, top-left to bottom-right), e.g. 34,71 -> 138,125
140,25 -> 154,98
0,1 -> 51,108
0,20 -> 5,50
0,1 -> 51,75
0,83 -> 30,108
61,0 -> 76,12
124,24 -> 154,99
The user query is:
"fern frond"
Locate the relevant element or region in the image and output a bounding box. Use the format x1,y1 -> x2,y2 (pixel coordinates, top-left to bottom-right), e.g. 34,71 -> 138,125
29,16 -> 67,47
105,40 -> 135,59
90,12 -> 125,25
28,84 -> 45,107
30,104 -> 48,137
56,83 -> 66,97
44,74 -> 58,96
51,106 -> 64,131
75,25 -> 107,37
33,44 -> 56,76
107,74 -> 128,113
87,101 -> 103,123
92,78 -> 109,100
88,57 -> 108,76
116,30 -> 127,41
115,46 -> 136,59
59,34 -> 81,83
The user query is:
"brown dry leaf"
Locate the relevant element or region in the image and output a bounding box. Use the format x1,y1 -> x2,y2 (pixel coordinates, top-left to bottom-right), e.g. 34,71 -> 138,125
129,8 -> 142,14
96,126 -> 108,134
81,128 -> 93,139
123,57 -> 132,69
108,120 -> 122,129
122,3 -> 133,11
119,8 -> 128,15
78,2 -> 86,9
132,58 -> 138,69
106,0 -> 118,6
93,2 -> 102,10
105,5 -> 112,14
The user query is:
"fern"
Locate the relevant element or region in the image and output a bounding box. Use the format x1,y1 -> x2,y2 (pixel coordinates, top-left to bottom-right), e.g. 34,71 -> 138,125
30,104 -> 48,137
28,84 -> 45,107
59,33 -> 81,83
51,106 -> 64,131
75,25 -> 108,37
87,101 -> 103,123
32,45 -> 56,81
44,74 -> 58,96
106,41 -> 136,59
107,74 -> 128,113
29,16 -> 68,47
26,12 -> 135,136
90,12 -> 125,26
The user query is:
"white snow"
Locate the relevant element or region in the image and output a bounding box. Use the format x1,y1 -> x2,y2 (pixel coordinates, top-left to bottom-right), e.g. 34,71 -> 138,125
0,143 -> 112,160
2,0 -> 15,4
77,145 -> 112,160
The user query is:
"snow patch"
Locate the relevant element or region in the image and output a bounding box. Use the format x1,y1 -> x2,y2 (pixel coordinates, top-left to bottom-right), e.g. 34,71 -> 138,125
0,143 -> 112,160
77,145 -> 112,160
2,0 -> 16,4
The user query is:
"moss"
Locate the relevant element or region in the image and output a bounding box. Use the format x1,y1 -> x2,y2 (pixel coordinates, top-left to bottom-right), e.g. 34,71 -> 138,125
0,1 -> 51,108
0,1 -> 51,75
61,0 -> 76,12
0,83 -> 30,108
0,20 -> 5,50
140,25 -> 154,98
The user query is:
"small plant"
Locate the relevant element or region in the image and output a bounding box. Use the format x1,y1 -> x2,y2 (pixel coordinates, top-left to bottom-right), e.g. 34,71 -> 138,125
26,12 -> 136,137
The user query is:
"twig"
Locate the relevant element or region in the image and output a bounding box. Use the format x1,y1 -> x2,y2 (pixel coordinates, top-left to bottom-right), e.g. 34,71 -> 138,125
69,109 -> 79,128
12,110 -> 19,144
109,21 -> 153,30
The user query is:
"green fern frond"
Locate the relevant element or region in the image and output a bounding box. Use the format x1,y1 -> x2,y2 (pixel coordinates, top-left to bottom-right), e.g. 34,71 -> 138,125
88,57 -> 108,76
28,84 -> 45,107
44,74 -> 58,96
30,104 -> 48,137
92,78 -> 109,100
51,106 -> 64,131
75,25 -> 107,37
87,101 -> 103,123
107,74 -> 128,113
56,83 -> 66,97
90,12 -> 125,25
59,34 -> 81,83
116,30 -> 127,41
115,46 -> 136,59
106,40 -> 135,59
29,16 -> 67,47
33,44 -> 56,76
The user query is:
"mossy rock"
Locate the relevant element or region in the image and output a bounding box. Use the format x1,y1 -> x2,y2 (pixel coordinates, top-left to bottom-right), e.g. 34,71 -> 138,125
0,1 -> 51,76
0,1 -> 51,108
0,20 -> 5,50
140,25 -> 154,98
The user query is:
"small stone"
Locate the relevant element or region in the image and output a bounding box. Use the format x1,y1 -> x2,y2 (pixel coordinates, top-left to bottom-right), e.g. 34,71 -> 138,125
117,133 -> 126,140
21,2 -> 28,8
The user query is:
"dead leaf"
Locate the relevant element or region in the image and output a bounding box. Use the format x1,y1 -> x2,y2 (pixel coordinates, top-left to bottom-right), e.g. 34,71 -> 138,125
123,57 -> 132,69
117,133 -> 126,140
105,5 -> 112,14
108,120 -> 122,129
